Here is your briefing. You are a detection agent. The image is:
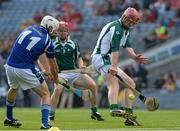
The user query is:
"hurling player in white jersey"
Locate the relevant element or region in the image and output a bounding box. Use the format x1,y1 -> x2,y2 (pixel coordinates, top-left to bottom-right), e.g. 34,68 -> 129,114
4,16 -> 59,129
91,7 -> 148,126
47,21 -> 104,122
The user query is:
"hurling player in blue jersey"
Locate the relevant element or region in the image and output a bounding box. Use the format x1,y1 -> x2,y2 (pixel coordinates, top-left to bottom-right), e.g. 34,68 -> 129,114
4,16 -> 59,129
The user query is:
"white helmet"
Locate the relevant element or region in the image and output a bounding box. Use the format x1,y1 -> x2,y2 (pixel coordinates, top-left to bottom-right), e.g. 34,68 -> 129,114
40,15 -> 59,34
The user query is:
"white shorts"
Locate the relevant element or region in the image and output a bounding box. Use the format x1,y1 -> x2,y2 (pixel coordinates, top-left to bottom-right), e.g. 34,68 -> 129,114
5,64 -> 44,90
58,72 -> 81,86
91,54 -> 123,76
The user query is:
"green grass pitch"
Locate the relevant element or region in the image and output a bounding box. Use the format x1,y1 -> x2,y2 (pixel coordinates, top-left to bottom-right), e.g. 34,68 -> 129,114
0,108 -> 180,130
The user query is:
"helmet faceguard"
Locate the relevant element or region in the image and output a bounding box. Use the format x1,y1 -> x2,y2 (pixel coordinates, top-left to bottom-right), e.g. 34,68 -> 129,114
121,7 -> 140,28
40,15 -> 59,36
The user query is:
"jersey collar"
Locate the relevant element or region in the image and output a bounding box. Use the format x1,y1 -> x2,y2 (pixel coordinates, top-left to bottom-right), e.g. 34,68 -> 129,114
58,36 -> 71,46
39,26 -> 49,35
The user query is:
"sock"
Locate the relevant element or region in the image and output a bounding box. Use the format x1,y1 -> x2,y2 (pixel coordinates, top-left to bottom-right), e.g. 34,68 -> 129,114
110,104 -> 118,110
41,104 -> 50,127
91,107 -> 97,114
117,104 -> 124,109
74,89 -> 82,97
6,101 -> 15,120
49,110 -> 55,117
125,108 -> 133,114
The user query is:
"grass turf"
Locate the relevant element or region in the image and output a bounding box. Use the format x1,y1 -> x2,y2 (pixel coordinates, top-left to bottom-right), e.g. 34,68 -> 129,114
0,108 -> 180,130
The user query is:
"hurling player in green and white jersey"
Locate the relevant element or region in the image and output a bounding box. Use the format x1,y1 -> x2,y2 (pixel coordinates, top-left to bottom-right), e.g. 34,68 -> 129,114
91,7 -> 148,126
49,21 -> 104,122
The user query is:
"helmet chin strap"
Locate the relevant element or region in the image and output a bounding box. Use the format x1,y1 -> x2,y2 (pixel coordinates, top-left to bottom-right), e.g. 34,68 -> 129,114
47,26 -> 55,36
47,30 -> 52,34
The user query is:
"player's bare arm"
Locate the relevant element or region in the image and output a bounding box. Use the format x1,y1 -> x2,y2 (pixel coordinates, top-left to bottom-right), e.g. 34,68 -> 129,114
39,52 -> 59,84
77,57 -> 86,68
38,53 -> 50,71
77,57 -> 88,74
124,47 -> 148,64
38,53 -> 54,81
48,58 -> 59,83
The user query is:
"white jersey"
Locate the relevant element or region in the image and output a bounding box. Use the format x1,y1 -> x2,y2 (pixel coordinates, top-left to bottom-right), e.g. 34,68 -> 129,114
92,19 -> 131,55
91,19 -> 131,76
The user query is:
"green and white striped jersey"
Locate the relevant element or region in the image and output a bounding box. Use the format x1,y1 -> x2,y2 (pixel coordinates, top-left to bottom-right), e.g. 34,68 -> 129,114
92,19 -> 131,55
53,37 -> 81,71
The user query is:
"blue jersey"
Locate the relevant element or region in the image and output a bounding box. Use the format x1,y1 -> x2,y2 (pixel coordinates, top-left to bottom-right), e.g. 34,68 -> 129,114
7,26 -> 54,69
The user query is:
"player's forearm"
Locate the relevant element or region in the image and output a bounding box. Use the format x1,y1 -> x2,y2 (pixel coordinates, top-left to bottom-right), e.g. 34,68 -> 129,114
111,51 -> 119,68
47,58 -> 59,80
124,47 -> 137,59
48,58 -> 58,72
78,58 -> 84,68
38,53 -> 50,71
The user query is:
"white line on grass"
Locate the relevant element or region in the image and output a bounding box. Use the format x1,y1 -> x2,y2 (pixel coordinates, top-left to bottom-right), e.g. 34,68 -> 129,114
1,128 -> 180,131
63,128 -> 180,131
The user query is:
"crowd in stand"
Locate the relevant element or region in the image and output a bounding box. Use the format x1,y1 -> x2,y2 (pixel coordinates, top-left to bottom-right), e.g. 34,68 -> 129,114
1,0 -> 179,50
30,0 -> 180,51
154,72 -> 179,92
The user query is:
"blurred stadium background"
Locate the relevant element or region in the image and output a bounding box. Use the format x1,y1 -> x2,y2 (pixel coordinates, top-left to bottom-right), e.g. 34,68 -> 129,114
0,0 -> 180,111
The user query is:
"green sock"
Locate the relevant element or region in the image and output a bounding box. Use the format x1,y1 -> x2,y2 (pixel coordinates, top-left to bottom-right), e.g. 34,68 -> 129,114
125,108 -> 133,114
49,111 -> 55,117
117,104 -> 123,109
91,107 -> 97,114
110,104 -> 118,110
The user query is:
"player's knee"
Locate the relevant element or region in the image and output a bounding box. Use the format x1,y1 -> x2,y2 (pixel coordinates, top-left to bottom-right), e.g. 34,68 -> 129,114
109,85 -> 119,91
107,79 -> 119,88
9,84 -> 19,91
87,82 -> 97,92
129,80 -> 136,89
106,75 -> 118,85
10,87 -> 19,91
91,82 -> 97,88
